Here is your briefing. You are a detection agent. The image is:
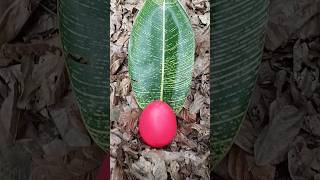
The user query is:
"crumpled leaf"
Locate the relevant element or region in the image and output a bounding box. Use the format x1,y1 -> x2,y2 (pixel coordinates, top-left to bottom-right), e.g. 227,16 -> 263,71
130,156 -> 154,180
235,118 -> 257,154
293,40 -> 309,73
0,144 -> 32,180
189,91 -> 205,114
228,145 -> 275,180
49,92 -> 91,147
0,0 -> 41,46
265,0 -> 320,50
254,105 -> 306,165
42,138 -> 69,157
178,107 -> 196,123
193,56 -> 209,78
303,114 -> 320,137
117,108 -> 140,136
0,67 -> 19,145
288,136 -> 320,180
29,145 -> 104,180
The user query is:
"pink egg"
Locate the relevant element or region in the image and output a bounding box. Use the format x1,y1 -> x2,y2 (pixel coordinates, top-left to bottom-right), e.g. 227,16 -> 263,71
139,100 -> 177,148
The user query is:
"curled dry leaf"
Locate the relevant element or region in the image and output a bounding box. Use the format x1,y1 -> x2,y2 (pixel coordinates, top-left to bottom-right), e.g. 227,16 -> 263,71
0,0 -> 41,45
0,67 -> 18,145
303,114 -> 320,137
49,92 -> 91,147
30,145 -> 104,180
193,56 -> 210,78
288,136 -> 320,180
254,105 -> 306,165
0,144 -> 32,180
119,77 -> 131,97
178,107 -> 196,123
265,0 -> 320,50
130,156 -> 154,180
235,118 -> 257,154
189,91 -> 205,114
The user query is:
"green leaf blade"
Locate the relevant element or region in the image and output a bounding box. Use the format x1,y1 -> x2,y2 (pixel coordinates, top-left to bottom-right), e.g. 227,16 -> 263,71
58,0 -> 109,151
210,0 -> 269,168
128,0 -> 195,113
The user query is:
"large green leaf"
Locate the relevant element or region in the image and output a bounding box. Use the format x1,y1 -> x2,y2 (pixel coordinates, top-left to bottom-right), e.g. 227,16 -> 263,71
58,0 -> 109,151
128,0 -> 195,113
211,0 -> 268,168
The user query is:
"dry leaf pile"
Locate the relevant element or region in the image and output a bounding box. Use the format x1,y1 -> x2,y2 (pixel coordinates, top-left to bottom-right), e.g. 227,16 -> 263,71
110,0 -> 210,179
213,0 -> 320,179
0,0 -> 105,179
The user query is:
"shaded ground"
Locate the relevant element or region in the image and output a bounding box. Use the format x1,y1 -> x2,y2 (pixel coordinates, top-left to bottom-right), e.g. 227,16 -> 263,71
0,0 -> 105,179
0,0 -> 319,180
213,0 -> 320,179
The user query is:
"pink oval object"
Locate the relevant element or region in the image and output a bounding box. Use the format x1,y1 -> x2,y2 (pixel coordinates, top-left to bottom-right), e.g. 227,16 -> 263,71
139,100 -> 177,148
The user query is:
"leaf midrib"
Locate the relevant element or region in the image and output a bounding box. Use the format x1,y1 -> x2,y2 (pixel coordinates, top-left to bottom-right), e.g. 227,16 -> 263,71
160,0 -> 166,101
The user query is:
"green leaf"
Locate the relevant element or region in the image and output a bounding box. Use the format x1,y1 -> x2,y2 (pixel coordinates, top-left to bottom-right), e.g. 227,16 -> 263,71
58,0 -> 109,151
128,0 -> 195,113
210,0 -> 268,168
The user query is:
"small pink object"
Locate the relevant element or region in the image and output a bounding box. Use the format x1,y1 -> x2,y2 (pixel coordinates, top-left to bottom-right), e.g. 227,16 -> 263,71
139,100 -> 177,148
96,153 -> 110,180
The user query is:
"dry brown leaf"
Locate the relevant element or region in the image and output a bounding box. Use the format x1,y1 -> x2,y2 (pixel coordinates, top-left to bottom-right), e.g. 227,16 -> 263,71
111,162 -> 125,180
178,107 -> 196,123
228,145 -> 255,180
0,144 -> 32,180
49,92 -> 91,147
110,52 -> 125,75
298,14 -> 320,39
23,13 -> 57,38
189,91 -> 205,114
265,0 -> 320,50
228,145 -> 276,180
297,68 -> 318,98
257,61 -> 276,86
0,67 -> 19,145
246,154 -> 276,180
119,77 -> 131,97
288,136 -> 319,180
175,132 -> 197,149
200,104 -> 209,123
199,13 -> 209,25
303,114 -> 320,137
42,139 -> 69,157
193,56 -> 209,77
254,105 -> 306,165
130,156 -> 154,180
0,0 -> 41,46
30,145 -> 103,180
293,40 -> 309,72
168,161 -> 181,180
235,118 -> 257,154
195,26 -> 209,56
274,70 -> 288,98
117,108 -> 141,135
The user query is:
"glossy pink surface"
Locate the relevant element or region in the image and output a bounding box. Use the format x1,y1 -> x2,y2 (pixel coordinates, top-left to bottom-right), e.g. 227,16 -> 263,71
139,100 -> 177,148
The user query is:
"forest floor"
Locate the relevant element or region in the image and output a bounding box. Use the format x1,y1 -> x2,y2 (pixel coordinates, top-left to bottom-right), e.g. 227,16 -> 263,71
0,0 -> 319,180
110,0 -> 210,179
